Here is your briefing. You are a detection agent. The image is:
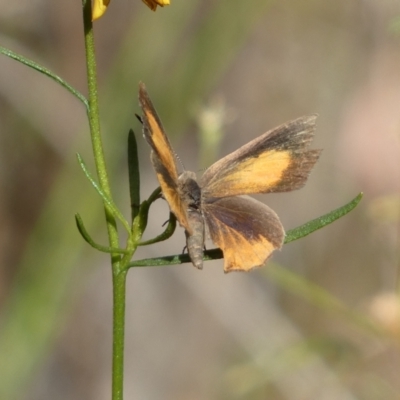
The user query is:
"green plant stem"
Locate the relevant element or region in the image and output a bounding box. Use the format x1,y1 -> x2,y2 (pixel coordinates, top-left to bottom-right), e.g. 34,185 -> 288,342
82,0 -> 118,244
82,1 -> 126,399
112,269 -> 128,400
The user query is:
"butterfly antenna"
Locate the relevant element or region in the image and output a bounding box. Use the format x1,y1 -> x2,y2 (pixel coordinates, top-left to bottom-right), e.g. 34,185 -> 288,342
175,153 -> 186,171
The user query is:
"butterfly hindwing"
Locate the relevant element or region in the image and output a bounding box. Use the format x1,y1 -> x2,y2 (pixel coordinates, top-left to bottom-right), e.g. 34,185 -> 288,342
203,196 -> 285,272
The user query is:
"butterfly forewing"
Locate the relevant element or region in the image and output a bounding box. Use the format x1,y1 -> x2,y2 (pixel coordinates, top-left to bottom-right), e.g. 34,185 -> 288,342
203,196 -> 285,272
139,83 -> 191,232
200,115 -> 321,199
139,84 -> 179,179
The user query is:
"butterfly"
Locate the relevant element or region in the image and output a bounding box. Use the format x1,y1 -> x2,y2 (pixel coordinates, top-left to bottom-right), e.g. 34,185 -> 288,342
139,83 -> 321,272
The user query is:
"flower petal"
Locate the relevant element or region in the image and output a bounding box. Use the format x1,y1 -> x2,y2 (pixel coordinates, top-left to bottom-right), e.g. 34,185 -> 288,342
92,0 -> 110,20
142,0 -> 170,11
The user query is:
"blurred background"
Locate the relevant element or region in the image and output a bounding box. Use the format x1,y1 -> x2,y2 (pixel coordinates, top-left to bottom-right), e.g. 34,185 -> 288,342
0,0 -> 399,399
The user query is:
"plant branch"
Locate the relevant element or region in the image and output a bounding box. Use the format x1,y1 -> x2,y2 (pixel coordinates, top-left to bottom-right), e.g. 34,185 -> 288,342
128,193 -> 363,268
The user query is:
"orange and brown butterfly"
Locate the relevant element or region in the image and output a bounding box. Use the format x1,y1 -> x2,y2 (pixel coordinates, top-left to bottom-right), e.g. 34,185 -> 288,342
138,82 -> 321,273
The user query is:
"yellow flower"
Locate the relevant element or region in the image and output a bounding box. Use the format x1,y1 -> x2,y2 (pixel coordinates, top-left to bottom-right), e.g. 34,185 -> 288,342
92,0 -> 110,20
92,0 -> 170,20
142,0 -> 170,11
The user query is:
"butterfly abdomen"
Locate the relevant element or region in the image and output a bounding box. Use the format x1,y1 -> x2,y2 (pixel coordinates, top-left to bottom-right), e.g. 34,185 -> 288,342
185,209 -> 205,269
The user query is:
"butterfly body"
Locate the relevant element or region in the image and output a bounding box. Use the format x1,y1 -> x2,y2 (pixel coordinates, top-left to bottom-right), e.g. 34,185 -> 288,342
185,207 -> 205,269
178,171 -> 206,269
139,83 -> 321,272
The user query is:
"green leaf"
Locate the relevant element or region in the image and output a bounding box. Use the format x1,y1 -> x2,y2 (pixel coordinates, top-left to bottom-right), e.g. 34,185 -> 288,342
284,192 -> 363,244
75,214 -> 129,255
0,46 -> 88,109
76,153 -> 131,233
147,186 -> 162,204
139,187 -> 162,229
131,187 -> 162,239
127,129 -> 140,222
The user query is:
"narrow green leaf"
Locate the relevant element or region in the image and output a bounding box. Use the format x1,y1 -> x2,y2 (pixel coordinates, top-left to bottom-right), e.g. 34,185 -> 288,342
0,46 -> 89,110
139,212 -> 177,246
147,186 -> 162,204
128,129 -> 140,221
76,153 -> 131,233
284,192 -> 363,244
128,193 -> 363,269
75,214 -> 129,255
133,200 -> 149,241
266,263 -> 384,337
133,186 -> 162,237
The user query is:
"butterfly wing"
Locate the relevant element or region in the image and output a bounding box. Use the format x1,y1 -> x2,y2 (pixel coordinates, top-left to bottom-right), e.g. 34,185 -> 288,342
203,196 -> 284,272
200,115 -> 321,198
139,83 -> 191,232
